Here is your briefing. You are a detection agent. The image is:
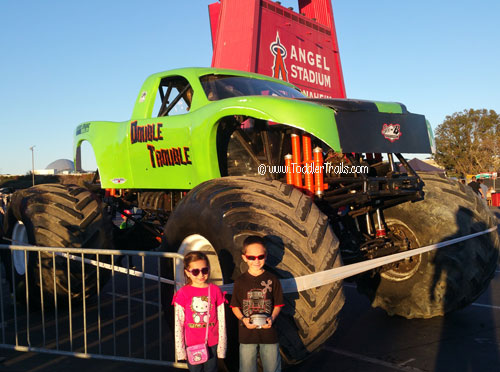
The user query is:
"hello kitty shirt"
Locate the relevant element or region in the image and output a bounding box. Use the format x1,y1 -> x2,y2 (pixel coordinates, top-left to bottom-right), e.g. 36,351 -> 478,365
173,283 -> 226,360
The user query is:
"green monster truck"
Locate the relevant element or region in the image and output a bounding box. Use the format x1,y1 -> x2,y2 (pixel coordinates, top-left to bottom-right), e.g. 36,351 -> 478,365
2,67 -> 499,365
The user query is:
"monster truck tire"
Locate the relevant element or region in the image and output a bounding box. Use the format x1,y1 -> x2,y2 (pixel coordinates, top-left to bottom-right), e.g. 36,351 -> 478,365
2,184 -> 113,306
356,173 -> 500,318
162,177 -> 344,365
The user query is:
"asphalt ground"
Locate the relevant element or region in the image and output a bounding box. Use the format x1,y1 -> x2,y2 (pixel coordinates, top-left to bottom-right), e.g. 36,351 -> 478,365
1,208 -> 499,372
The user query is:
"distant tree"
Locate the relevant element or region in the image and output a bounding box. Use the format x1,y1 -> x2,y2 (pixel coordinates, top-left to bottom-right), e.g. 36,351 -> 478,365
434,109 -> 500,176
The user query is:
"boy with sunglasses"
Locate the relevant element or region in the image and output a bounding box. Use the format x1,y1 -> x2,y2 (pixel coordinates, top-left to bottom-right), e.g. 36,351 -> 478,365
230,236 -> 284,372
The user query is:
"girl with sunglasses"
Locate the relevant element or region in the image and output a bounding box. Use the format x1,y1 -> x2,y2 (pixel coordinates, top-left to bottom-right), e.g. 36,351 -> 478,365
173,251 -> 226,371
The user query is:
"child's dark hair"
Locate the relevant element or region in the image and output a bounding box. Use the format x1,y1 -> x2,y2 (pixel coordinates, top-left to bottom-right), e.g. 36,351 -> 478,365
183,251 -> 210,284
241,235 -> 266,255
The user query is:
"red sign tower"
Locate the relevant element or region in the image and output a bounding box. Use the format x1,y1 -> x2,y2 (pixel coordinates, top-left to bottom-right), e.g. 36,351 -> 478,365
209,0 -> 346,99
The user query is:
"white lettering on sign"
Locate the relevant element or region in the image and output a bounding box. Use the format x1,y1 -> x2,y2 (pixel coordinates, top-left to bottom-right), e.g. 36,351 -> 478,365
290,65 -> 331,88
301,89 -> 332,99
290,45 -> 330,71
288,45 -> 331,88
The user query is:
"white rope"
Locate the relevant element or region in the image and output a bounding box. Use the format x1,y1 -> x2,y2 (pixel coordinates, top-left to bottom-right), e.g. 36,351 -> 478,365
1,226 -> 497,294
276,226 -> 497,294
221,226 -> 498,294
55,252 -> 176,286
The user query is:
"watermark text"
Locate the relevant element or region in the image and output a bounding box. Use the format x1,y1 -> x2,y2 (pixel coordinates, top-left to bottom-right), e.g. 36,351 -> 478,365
257,162 -> 369,176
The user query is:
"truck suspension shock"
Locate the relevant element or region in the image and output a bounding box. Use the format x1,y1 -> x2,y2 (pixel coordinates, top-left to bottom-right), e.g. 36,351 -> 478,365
375,208 -> 387,237
302,134 -> 314,195
285,133 -> 325,197
284,154 -> 293,185
290,133 -> 302,188
313,147 -> 324,197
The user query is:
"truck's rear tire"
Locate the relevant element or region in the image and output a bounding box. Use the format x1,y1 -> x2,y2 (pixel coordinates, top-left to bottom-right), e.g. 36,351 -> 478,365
1,184 -> 113,305
162,177 -> 344,365
356,173 -> 500,318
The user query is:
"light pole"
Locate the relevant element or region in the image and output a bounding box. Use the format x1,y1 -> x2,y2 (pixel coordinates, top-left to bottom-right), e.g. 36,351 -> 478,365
29,145 -> 35,186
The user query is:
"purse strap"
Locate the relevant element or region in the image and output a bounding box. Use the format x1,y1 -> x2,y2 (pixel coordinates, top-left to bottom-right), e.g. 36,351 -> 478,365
204,284 -> 211,345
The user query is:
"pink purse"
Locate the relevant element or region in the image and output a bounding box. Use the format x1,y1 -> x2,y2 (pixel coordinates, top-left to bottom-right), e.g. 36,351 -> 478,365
186,285 -> 211,365
186,343 -> 209,365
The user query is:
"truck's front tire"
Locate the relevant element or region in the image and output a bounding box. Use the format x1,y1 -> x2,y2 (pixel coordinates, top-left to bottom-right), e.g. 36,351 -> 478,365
356,173 -> 500,318
162,177 -> 344,365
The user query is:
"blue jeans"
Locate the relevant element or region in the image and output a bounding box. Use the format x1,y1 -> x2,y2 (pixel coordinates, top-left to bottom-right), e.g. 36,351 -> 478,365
187,344 -> 218,372
239,343 -> 281,372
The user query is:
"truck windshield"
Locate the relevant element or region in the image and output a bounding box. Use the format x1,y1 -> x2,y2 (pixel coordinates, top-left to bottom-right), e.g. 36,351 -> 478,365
200,74 -> 305,101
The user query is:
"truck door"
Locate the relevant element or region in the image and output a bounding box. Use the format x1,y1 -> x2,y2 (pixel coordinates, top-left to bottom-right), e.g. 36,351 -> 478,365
127,76 -> 195,189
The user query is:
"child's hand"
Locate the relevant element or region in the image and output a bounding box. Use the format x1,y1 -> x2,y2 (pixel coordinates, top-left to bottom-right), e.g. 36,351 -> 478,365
242,317 -> 258,329
261,317 -> 273,329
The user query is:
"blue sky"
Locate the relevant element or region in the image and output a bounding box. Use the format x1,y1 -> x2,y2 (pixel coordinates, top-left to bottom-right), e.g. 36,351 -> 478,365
1,0 -> 499,174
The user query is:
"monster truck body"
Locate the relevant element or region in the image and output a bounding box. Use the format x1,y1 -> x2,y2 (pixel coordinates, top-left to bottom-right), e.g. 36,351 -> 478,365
74,67 -> 433,190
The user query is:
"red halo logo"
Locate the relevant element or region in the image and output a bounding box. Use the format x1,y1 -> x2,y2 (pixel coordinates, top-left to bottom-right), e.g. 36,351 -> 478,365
270,32 -> 288,81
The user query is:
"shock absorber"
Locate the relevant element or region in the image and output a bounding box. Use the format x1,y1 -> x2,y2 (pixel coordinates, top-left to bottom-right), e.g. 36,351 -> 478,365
375,208 -> 386,237
313,147 -> 324,197
365,212 -> 373,236
291,133 -> 302,189
285,154 -> 293,185
302,134 -> 314,195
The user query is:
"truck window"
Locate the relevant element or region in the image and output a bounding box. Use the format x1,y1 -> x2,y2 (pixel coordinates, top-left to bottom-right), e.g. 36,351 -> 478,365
154,76 -> 193,117
199,74 -> 305,101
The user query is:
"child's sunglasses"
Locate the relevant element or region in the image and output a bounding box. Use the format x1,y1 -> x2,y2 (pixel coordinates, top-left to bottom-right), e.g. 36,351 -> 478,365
245,254 -> 266,261
187,267 -> 209,276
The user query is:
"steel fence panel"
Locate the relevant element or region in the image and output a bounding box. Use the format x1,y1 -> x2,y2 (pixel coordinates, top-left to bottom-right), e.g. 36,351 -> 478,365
0,243 -> 188,369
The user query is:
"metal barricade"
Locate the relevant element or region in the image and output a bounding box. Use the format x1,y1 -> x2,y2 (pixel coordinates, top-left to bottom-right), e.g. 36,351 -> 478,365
0,243 -> 188,369
1,226 -> 497,368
